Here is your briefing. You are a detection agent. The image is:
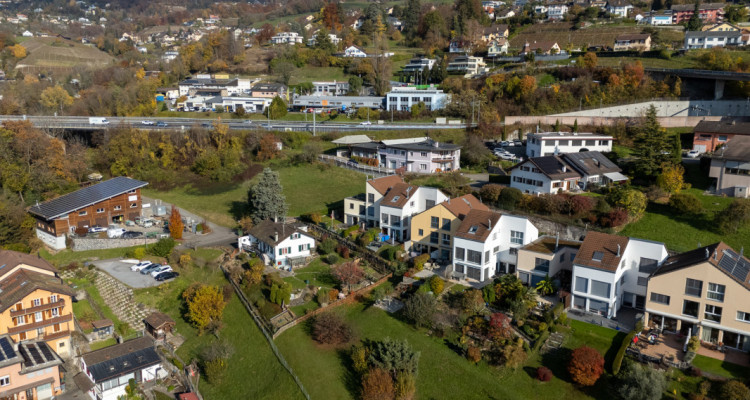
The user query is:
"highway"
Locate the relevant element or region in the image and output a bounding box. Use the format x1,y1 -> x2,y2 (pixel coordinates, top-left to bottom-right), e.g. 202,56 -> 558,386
0,115 -> 472,132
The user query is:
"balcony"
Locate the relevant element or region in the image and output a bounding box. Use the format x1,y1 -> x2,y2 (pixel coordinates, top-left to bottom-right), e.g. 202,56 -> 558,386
8,313 -> 73,334
10,298 -> 66,318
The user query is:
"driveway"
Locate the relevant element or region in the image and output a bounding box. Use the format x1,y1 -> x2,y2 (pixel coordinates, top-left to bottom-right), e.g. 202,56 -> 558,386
93,259 -> 162,289
142,196 -> 238,249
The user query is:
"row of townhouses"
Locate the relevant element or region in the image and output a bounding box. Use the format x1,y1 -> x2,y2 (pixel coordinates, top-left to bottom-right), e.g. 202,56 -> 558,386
335,137 -> 461,173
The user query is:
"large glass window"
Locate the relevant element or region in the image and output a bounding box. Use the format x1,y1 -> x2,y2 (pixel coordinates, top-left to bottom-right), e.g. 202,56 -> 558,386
431,216 -> 439,228
705,304 -> 722,323
685,278 -> 703,297
591,280 -> 611,298
588,299 -> 608,315
707,283 -> 725,302
467,250 -> 482,264
534,258 -> 550,273
575,277 -> 588,293
484,251 -> 490,265
442,218 -> 451,231
682,300 -> 699,318
650,292 -> 670,305
429,232 -> 439,244
638,258 -> 659,274
455,248 -> 465,261
510,231 -> 524,244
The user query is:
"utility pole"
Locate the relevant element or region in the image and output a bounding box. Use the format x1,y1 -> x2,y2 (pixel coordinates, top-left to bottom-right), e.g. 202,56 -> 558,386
313,110 -> 316,136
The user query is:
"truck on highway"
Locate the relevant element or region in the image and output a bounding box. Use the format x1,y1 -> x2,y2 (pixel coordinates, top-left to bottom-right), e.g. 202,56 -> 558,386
89,117 -> 110,125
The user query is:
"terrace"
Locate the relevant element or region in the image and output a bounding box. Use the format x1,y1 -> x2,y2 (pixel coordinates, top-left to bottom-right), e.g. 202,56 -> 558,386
632,330 -> 750,370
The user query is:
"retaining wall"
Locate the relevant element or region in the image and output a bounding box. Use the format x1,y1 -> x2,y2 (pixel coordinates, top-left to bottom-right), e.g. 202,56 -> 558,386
505,115 -> 722,129
550,100 -> 750,118
71,237 -> 158,251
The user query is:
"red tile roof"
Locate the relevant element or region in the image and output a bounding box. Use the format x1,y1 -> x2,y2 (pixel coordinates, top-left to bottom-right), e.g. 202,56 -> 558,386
441,194 -> 489,219
367,175 -> 404,195
573,231 -> 629,272
454,209 -> 502,242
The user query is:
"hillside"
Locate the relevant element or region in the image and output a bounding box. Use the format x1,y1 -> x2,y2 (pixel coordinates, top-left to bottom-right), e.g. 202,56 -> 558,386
16,37 -> 114,75
509,22 -> 685,51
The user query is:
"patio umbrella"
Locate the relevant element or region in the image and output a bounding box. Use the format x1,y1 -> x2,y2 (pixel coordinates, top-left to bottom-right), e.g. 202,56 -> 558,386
683,327 -> 691,352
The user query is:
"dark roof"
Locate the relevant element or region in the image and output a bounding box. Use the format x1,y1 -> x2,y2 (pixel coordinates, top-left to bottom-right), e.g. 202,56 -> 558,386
247,219 -> 310,247
653,242 -> 750,290
672,2 -> 725,11
367,175 -> 405,195
694,119 -> 750,135
563,151 -> 621,176
251,82 -> 287,91
0,335 -> 22,368
92,319 -> 114,329
574,231 -> 629,272
74,372 -> 95,392
380,183 -> 418,209
27,177 -> 148,220
0,269 -> 74,312
454,209 -> 502,242
514,156 -> 581,180
82,337 -> 160,382
615,34 -> 650,41
143,312 -> 175,330
607,0 -> 632,7
686,30 -> 742,38
441,194 -> 489,219
712,135 -> 750,162
385,141 -> 461,151
18,341 -> 62,372
653,243 -> 720,276
0,250 -> 58,279
521,235 -> 582,255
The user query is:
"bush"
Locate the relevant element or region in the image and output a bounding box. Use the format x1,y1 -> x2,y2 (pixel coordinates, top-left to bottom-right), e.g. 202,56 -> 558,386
669,193 -> 703,214
499,187 -> 523,210
75,226 -> 88,237
393,372 -> 416,400
536,366 -> 553,382
617,361 -> 667,400
312,312 -> 352,345
568,346 -> 604,386
688,366 -> 702,377
336,244 -> 351,259
715,198 -> 750,234
361,368 -> 394,400
402,292 -> 436,328
613,330 -> 637,375
149,238 -> 177,258
429,276 -> 444,295
467,346 -> 481,363
602,208 -> 629,227
318,237 -> 337,255
719,380 -> 750,400
480,184 -> 503,204
411,254 -> 429,271
326,254 -> 340,264
687,336 -> 700,352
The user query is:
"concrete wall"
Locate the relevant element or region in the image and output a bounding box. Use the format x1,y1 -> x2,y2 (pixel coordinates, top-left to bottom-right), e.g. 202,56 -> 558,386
71,238 -> 157,252
505,115 -> 724,129
551,100 -> 750,118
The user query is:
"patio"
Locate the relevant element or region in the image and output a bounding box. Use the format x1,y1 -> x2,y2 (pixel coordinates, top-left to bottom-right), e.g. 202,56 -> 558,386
633,331 -> 750,369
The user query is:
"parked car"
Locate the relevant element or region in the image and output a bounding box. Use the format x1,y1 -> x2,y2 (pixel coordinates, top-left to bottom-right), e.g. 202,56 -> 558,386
141,120 -> 155,126
506,142 -> 515,147
121,231 -> 143,239
513,140 -> 523,146
155,271 -> 179,281
150,265 -> 173,277
89,226 -> 107,233
359,121 -> 372,125
156,122 -> 168,127
140,263 -> 163,275
107,227 -> 126,238
687,150 -> 701,158
130,261 -> 152,272
500,141 -> 510,147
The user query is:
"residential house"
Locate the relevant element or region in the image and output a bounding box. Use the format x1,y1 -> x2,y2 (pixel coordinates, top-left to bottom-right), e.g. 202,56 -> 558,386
521,41 -> 562,55
645,243 -> 750,349
142,312 -> 175,341
203,96 -> 271,113
510,151 -> 627,194
162,51 -> 179,62
342,45 -> 368,58
312,81 -> 350,96
0,335 -> 65,399
387,16 -> 403,30
250,83 -> 288,99
702,22 -> 741,32
525,132 -> 614,158
379,185 -> 449,242
692,119 -> 750,153
684,30 -> 743,49
495,9 -> 516,20
480,24 -> 509,42
292,95 -> 384,111
402,58 -> 437,73
517,235 -> 582,287
78,337 -> 165,400
547,4 -> 569,20
708,135 -> 750,198
606,0 -> 633,17
0,250 -> 75,357
449,39 -> 472,54
380,138 -> 461,173
571,231 -> 668,318
446,56 -> 488,77
613,34 -> 651,51
238,219 -> 316,268
451,210 -> 539,282
307,32 -> 341,47
344,175 -> 405,227
671,3 -> 726,25
409,194 -> 489,261
178,77 -> 253,97
385,86 -> 450,111
487,38 -> 509,57
646,11 -> 673,25
21,30 -> 33,37
534,5 -> 548,14
270,32 -> 303,45
27,177 -> 148,250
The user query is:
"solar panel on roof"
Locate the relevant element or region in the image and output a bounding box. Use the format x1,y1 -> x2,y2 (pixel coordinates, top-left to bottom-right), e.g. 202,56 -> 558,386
27,345 -> 43,364
719,250 -> 750,283
0,338 -> 15,358
39,344 -> 54,361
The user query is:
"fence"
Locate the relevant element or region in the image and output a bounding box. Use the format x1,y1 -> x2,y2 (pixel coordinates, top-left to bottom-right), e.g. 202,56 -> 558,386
305,223 -> 393,275
318,154 -> 395,177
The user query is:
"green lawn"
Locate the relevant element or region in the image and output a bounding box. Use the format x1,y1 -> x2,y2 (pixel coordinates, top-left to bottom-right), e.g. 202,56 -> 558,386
69,277 -> 134,335
90,338 -> 117,350
692,354 -> 748,379
40,247 -> 140,267
283,258 -> 336,290
72,299 -> 96,333
290,66 -> 347,85
276,302 -> 621,400
134,265 -> 303,400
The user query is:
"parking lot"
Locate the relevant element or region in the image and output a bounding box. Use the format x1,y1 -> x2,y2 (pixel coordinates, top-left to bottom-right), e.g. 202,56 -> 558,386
93,259 -> 163,289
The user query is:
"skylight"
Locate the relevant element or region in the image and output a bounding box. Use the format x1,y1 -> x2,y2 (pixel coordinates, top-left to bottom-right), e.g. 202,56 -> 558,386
592,251 -> 604,262
391,196 -> 400,202
468,226 -> 479,234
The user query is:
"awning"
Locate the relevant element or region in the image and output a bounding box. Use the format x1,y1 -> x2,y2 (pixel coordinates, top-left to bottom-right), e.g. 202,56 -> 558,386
604,172 -> 629,182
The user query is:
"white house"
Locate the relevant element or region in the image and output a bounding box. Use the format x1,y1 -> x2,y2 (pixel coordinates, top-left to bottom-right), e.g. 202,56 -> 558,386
307,32 -> 341,47
238,219 -> 316,269
271,32 -> 303,45
510,151 -> 627,194
446,56 -> 489,78
517,235 -> 582,287
79,337 -> 166,400
452,210 -> 539,282
571,231 -> 668,317
684,30 -> 744,49
22,30 -> 33,37
606,0 -> 633,18
487,38 -> 509,57
342,45 -> 368,57
379,184 -> 449,242
344,175 -> 406,227
547,4 -> 569,20
525,132 -> 614,158
385,86 -> 450,111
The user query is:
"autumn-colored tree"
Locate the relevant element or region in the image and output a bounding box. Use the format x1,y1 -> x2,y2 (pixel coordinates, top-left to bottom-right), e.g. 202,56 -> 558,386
183,285 -> 226,334
169,207 -> 184,240
243,257 -> 264,287
361,368 -> 394,400
488,312 -> 512,341
393,372 -> 416,400
537,366 -> 553,382
467,346 -> 482,363
568,346 -> 605,386
656,163 -> 686,194
333,260 -> 365,291
312,312 -> 352,344
429,276 -> 444,295
257,23 -> 275,44
582,52 -> 598,69
40,85 -> 73,114
518,75 -> 537,100
257,134 -> 280,161
461,289 -> 485,314
6,44 -> 26,59
321,2 -> 343,31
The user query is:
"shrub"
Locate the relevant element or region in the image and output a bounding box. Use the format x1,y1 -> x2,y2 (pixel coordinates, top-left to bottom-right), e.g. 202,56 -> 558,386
719,380 -> 750,400
133,247 -> 146,260
326,254 -> 340,264
393,372 -> 416,400
613,330 -> 637,375
480,184 -> 503,204
606,187 -> 647,217
179,254 -> 192,268
467,346 -> 481,363
499,187 -> 523,210
715,198 -> 750,234
318,237 -> 337,255
402,292 -> 436,328
75,226 -> 88,237
536,366 -> 553,382
500,338 -> 527,368
361,368 -> 394,400
669,193 -> 703,214
602,208 -> 629,227
336,244 -> 351,259
429,276 -> 444,295
367,338 -> 420,375
149,238 -> 177,258
687,336 -> 700,352
571,195 -> 596,215
351,344 -> 369,375
312,312 -> 352,345
328,288 -> 340,302
688,366 -> 702,377
617,362 -> 667,400
411,254 -> 429,271
568,346 -> 604,386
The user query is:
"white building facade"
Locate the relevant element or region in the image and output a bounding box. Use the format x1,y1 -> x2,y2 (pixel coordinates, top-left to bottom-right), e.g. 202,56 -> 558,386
526,132 -> 614,158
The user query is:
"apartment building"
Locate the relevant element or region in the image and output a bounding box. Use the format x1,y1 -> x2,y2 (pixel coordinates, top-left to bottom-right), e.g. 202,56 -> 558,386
446,56 -> 489,78
525,132 -> 614,158
671,2 -> 725,25
0,335 -> 65,399
379,184 -> 449,243
510,151 -> 627,194
344,175 -> 405,227
345,138 -> 462,173
385,86 -> 450,111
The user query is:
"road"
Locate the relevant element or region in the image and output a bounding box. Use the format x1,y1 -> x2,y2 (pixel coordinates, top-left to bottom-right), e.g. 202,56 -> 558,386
0,115 -> 472,132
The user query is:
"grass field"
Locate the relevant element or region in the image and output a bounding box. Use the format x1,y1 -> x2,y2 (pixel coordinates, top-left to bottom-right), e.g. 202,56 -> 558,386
276,302 -> 622,400
40,246 -> 139,267
692,354 -> 748,379
18,37 -> 113,74
90,338 -> 118,350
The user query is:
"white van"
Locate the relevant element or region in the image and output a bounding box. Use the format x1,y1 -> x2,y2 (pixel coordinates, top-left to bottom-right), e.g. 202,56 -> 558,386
89,117 -> 110,125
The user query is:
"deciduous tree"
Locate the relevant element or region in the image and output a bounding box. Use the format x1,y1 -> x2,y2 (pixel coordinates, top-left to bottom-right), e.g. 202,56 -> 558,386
403,291 -> 436,328
257,134 -> 280,161
332,260 -> 365,291
168,207 -> 184,240
361,368 -> 394,400
312,312 -> 352,344
568,346 -> 605,386
183,285 -> 226,334
656,163 -> 686,194
40,85 -> 73,114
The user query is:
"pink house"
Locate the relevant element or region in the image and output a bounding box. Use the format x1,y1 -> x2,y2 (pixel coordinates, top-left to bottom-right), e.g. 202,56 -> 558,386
0,335 -> 64,400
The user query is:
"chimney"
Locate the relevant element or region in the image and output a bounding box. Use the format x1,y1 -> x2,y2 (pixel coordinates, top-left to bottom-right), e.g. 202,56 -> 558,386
274,231 -> 279,242
616,244 -> 621,257
562,165 -> 567,173
555,233 -> 560,252
488,218 -> 492,230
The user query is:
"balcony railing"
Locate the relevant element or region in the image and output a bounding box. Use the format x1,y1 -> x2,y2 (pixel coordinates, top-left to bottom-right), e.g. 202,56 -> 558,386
10,299 -> 66,318
8,313 -> 73,334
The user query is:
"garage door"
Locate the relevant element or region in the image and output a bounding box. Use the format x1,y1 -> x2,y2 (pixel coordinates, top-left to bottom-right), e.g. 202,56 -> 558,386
467,266 -> 482,280
693,145 -> 706,153
95,217 -> 107,227
77,220 -> 90,228
36,383 -> 52,400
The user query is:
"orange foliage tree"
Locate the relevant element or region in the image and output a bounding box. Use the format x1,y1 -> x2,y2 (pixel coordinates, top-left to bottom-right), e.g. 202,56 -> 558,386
568,346 -> 604,386
257,134 -> 280,161
169,207 -> 184,240
361,368 -> 394,400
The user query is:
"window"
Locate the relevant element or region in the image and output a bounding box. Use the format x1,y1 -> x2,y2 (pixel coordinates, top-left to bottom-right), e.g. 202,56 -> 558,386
485,251 -> 490,264
575,277 -> 588,293
493,246 -> 499,253
382,213 -> 388,223
650,292 -> 670,305
113,205 -> 122,211
349,203 -> 354,209
37,327 -> 44,336
704,304 -> 722,322
368,194 -> 374,203
560,253 -> 566,262
468,226 -> 479,234
442,234 -> 450,246
426,200 -> 435,208
592,251 -> 604,262
96,208 -> 104,213
585,140 -> 596,146
35,312 -> 42,322
509,248 -> 518,255
130,202 -> 138,208
737,311 -> 750,323
455,247 -> 465,261
0,376 -> 9,387
707,283 -> 725,302
510,231 -> 523,244
637,277 -> 648,286
53,323 -> 61,332
78,210 -> 87,216
685,278 -> 703,297
441,218 -> 451,231
638,258 -> 659,274
420,164 -> 427,170
391,196 -> 400,203
591,280 -> 611,298
430,232 -> 439,244
534,258 -> 550,273
50,295 -> 57,303
431,216 -> 439,228
418,229 -> 424,236
420,152 -> 427,157
33,298 -> 41,307
467,250 -> 482,264
719,135 -> 728,141
683,300 -> 699,318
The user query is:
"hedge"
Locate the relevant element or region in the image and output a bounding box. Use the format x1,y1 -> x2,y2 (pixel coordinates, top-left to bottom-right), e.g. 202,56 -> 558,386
612,330 -> 637,375
532,330 -> 551,353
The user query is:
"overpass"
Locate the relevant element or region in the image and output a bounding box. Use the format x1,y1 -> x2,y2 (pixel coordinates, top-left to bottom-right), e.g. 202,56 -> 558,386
645,68 -> 750,99
0,115 -> 472,133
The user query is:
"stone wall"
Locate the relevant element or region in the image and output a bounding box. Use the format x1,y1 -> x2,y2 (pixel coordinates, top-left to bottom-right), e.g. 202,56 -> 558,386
525,215 -> 588,242
504,115 -> 722,131
71,237 -> 158,251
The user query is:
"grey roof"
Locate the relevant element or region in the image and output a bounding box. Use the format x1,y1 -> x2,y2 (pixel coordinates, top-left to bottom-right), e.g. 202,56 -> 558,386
563,151 -> 621,176
672,2 -> 725,11
28,177 -> 148,220
694,119 -> 750,135
686,30 -> 742,39
713,135 -> 750,162
292,95 -> 385,105
513,156 -> 581,180
251,83 -> 287,91
19,341 -> 62,373
82,337 -> 160,382
248,219 -> 311,247
332,135 -> 372,145
179,78 -> 239,87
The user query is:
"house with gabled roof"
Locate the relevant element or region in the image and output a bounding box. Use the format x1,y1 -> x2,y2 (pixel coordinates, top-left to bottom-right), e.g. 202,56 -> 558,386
344,175 -> 406,227
509,151 -> 626,194
645,242 -> 750,349
27,177 -> 148,250
238,219 -> 316,269
516,235 -> 582,287
571,231 -> 668,318
708,135 -> 750,198
451,209 -> 539,282
379,184 -> 449,243
0,334 -> 65,399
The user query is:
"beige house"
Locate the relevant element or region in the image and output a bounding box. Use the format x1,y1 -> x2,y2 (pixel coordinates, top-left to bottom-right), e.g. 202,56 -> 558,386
613,34 -> 651,51
646,242 -> 750,351
516,235 -> 581,287
708,135 -> 750,198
